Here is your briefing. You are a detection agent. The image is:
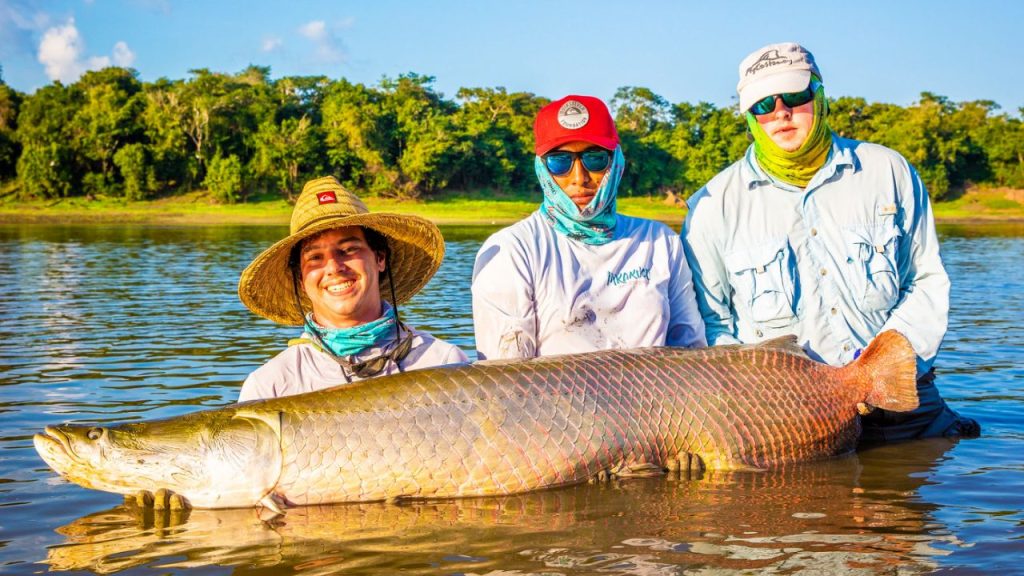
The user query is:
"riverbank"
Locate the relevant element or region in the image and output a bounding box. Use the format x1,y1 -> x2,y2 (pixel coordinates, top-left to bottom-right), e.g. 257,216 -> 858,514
1,187 -> 1022,227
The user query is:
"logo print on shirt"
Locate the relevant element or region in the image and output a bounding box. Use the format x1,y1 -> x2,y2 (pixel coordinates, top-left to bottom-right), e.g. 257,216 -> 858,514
557,100 -> 590,130
317,191 -> 338,204
745,49 -> 793,76
607,265 -> 651,286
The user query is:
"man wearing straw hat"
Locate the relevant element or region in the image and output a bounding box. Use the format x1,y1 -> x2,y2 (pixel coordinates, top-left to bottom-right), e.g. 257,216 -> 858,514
237,176 -> 468,401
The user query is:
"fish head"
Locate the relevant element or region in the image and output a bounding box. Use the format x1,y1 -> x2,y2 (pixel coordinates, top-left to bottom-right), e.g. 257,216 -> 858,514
34,408 -> 283,508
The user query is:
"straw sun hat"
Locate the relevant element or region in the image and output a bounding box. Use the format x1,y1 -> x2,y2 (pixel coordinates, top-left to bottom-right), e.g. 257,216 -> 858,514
238,176 -> 445,326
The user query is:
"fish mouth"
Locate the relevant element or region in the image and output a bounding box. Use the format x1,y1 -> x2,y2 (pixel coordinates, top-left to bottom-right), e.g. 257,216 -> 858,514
34,426 -> 76,466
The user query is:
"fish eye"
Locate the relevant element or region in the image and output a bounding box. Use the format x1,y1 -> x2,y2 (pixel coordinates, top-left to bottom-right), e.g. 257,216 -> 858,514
86,427 -> 104,441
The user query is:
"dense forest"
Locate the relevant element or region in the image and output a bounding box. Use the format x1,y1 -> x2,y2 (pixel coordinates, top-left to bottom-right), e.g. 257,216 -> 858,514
0,65 -> 1021,203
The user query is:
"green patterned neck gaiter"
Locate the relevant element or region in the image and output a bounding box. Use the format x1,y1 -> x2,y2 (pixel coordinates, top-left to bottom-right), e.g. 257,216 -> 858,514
745,83 -> 833,188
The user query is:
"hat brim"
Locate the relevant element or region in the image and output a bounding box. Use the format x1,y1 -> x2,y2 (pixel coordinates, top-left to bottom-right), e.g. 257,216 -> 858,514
738,69 -> 811,113
238,213 -> 445,326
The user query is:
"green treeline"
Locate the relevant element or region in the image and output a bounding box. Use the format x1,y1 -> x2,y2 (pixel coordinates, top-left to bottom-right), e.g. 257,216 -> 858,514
0,65 -> 1021,203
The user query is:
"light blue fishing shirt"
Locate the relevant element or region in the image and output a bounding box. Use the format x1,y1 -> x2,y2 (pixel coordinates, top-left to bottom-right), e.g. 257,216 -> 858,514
683,136 -> 949,377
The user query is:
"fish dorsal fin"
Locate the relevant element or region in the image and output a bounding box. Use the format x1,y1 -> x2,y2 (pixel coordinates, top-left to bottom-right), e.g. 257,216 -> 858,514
754,334 -> 809,358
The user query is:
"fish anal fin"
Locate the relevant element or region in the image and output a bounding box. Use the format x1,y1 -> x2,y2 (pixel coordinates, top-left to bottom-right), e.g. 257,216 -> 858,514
699,451 -> 768,473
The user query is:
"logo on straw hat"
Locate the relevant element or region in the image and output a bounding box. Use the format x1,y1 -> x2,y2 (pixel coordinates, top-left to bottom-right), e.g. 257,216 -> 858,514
745,49 -> 793,76
557,100 -> 590,129
317,191 -> 338,204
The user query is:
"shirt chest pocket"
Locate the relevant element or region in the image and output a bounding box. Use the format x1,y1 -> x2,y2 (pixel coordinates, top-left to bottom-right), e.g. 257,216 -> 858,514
843,225 -> 901,313
724,238 -> 798,329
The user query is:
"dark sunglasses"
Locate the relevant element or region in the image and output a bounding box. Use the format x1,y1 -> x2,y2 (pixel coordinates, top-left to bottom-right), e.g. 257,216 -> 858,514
749,79 -> 821,116
542,148 -> 611,176
341,331 -> 414,378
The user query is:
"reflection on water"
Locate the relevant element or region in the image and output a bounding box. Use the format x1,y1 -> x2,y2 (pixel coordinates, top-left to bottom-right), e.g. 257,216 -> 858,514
45,440 -> 962,575
1,223 -> 1022,575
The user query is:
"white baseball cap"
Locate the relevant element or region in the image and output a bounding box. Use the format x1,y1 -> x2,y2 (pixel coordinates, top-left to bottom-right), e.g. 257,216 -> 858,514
737,42 -> 821,112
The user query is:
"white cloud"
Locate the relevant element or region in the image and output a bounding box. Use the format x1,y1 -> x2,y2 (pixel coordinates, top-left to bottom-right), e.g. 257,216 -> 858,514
38,19 -> 85,83
262,36 -> 282,52
112,41 -> 135,66
297,19 -> 347,64
37,19 -> 137,83
299,20 -> 326,41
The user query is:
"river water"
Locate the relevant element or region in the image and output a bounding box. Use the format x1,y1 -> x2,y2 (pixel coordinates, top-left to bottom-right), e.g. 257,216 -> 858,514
0,222 -> 1021,575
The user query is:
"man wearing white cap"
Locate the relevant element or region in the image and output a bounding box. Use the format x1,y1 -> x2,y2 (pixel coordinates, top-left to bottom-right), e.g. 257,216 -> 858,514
683,43 -> 979,442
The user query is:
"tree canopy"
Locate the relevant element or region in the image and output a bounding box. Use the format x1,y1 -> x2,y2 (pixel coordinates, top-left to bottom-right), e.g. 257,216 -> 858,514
2,66 -> 1021,202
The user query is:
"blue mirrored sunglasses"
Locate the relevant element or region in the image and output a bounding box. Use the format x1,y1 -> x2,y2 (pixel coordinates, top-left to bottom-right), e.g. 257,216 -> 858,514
749,79 -> 822,116
542,148 -> 611,176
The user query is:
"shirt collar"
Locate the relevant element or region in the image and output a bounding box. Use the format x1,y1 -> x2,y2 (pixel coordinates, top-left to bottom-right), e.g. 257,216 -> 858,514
739,134 -> 858,191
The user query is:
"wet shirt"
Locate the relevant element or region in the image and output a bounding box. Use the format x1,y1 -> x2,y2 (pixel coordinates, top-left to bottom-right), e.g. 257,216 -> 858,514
471,211 -> 706,360
683,136 -> 949,376
238,327 -> 469,402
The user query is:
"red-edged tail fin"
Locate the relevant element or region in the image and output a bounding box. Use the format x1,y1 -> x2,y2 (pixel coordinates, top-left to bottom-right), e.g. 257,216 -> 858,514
844,330 -> 919,412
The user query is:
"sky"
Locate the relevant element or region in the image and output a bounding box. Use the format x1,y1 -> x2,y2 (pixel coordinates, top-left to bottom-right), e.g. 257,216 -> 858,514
1,0 -> 1022,113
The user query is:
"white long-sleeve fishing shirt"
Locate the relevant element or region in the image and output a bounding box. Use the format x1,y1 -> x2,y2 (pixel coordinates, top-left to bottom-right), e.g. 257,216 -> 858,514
471,211 -> 706,360
683,136 -> 949,376
238,327 -> 468,402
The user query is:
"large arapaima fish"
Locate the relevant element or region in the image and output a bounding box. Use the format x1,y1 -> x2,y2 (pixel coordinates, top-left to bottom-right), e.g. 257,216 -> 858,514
34,330 -> 918,511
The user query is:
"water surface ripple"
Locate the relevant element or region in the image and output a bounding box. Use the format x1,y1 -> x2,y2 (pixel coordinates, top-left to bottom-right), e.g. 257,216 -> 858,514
0,222 -> 1020,575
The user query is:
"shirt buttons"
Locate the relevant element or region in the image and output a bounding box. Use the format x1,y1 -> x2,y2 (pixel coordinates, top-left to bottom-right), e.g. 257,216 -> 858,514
819,268 -> 827,276
830,307 -> 838,315
810,228 -> 818,236
843,344 -> 852,351
756,329 -> 764,338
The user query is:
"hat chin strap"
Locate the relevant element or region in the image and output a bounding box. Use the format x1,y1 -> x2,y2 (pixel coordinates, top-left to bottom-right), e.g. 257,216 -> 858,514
384,254 -> 402,341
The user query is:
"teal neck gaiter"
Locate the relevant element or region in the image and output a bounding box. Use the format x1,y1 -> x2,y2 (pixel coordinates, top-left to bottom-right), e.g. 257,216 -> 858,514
304,302 -> 398,357
535,145 -> 625,245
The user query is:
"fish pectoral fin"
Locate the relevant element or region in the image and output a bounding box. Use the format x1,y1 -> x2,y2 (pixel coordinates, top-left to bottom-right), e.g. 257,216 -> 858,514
258,492 -> 287,517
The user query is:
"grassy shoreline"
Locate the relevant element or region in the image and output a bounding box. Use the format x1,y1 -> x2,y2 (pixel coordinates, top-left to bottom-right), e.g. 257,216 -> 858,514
1,187 -> 1022,227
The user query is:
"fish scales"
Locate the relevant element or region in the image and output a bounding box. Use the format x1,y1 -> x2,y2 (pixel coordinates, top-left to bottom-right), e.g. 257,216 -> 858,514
33,332 -> 920,509
271,346 -> 844,503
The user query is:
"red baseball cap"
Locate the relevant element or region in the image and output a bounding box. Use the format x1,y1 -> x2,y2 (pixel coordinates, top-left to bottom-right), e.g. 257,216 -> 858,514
534,95 -> 619,155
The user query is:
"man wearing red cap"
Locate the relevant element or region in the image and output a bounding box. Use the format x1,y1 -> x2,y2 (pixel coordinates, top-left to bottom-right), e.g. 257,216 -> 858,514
471,95 -> 706,360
